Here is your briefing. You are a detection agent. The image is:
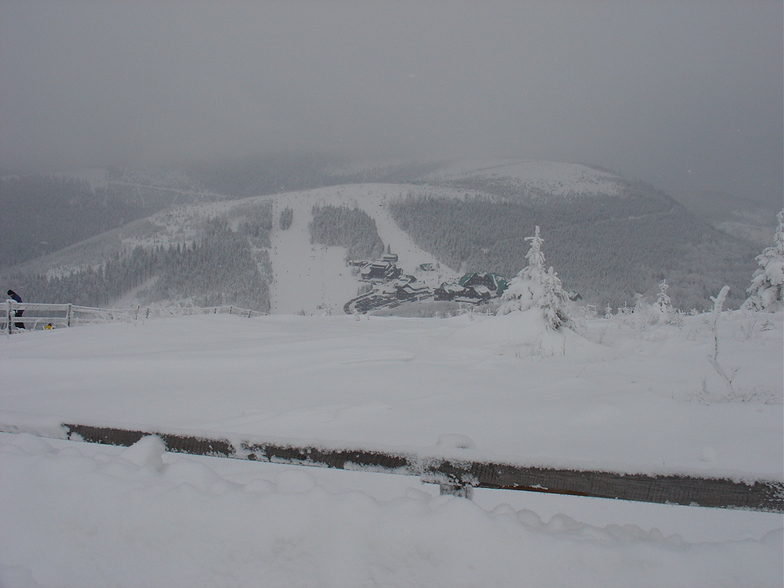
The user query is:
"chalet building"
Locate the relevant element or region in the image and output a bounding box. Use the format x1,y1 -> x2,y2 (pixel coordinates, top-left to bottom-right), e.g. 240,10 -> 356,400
465,284 -> 493,300
435,272 -> 508,302
395,282 -> 430,300
434,283 -> 465,301
393,274 -> 417,285
360,261 -> 402,281
458,272 -> 508,296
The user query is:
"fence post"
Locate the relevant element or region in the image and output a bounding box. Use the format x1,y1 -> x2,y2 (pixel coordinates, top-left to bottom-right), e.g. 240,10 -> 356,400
5,301 -> 11,335
66,304 -> 72,327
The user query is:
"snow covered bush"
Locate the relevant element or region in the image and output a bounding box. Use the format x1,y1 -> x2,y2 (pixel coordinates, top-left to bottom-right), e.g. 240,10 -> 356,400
623,281 -> 683,329
743,209 -> 784,311
497,226 -> 573,330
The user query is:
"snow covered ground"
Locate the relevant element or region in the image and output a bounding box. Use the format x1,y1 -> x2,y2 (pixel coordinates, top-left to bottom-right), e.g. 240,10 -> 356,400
1,309 -> 782,586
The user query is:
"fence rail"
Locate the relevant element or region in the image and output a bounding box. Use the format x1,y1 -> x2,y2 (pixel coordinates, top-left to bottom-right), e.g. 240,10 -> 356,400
2,301 -> 265,334
2,421 -> 781,512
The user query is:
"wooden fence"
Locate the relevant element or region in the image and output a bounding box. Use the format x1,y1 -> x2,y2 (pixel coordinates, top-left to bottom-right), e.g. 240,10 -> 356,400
2,301 -> 265,334
2,421 -> 781,512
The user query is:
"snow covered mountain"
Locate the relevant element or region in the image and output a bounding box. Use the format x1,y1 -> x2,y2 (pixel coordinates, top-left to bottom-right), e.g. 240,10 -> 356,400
2,183 -> 463,314
1,159 -> 765,312
420,159 -> 626,198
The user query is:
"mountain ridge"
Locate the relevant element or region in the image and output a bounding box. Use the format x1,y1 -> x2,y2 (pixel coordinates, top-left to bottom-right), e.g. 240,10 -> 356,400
1,159 -> 766,313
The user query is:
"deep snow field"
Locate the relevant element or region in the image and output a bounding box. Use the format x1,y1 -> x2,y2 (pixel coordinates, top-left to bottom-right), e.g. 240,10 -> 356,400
1,308 -> 782,587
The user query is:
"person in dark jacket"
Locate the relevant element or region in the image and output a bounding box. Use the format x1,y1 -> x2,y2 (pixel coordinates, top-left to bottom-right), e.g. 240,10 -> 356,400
7,290 -> 25,329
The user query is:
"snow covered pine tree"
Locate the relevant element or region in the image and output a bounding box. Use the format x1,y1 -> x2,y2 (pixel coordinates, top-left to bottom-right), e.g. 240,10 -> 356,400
744,209 -> 784,311
497,226 -> 573,330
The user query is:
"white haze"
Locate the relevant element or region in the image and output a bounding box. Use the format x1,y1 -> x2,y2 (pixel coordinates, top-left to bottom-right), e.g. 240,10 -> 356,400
0,1 -> 782,205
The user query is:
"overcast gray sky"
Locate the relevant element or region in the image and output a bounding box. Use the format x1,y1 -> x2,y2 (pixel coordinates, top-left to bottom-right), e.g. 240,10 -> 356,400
1,1 -> 781,204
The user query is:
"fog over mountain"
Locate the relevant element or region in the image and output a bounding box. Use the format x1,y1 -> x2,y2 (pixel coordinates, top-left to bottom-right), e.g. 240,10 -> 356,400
1,1 -> 782,208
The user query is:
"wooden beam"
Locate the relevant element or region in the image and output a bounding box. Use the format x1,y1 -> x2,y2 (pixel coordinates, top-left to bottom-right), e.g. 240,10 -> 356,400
7,422 -> 781,512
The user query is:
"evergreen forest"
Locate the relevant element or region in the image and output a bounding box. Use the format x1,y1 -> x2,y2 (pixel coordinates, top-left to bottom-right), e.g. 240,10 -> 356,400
309,205 -> 385,261
388,193 -> 758,310
7,216 -> 272,312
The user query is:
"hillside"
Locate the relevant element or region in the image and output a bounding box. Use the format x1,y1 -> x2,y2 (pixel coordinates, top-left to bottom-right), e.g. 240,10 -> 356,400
0,175 -> 154,269
0,154 -> 340,270
670,188 -> 781,247
388,188 -> 758,310
1,159 -> 767,313
1,184 -> 459,314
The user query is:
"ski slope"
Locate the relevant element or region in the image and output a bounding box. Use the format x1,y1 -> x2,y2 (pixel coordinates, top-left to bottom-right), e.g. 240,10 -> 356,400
266,184 -> 461,314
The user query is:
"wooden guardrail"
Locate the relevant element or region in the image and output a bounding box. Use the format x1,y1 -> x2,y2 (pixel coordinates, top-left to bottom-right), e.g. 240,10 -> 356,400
3,422 -> 782,512
2,301 -> 265,334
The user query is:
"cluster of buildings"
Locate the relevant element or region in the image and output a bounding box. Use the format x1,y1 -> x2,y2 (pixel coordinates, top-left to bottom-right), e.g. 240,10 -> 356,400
346,252 -> 508,314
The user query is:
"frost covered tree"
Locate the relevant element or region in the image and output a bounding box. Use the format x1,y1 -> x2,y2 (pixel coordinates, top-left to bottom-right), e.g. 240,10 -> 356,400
497,226 -> 573,330
654,279 -> 672,313
650,279 -> 681,325
744,209 -> 784,311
